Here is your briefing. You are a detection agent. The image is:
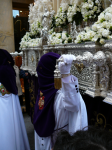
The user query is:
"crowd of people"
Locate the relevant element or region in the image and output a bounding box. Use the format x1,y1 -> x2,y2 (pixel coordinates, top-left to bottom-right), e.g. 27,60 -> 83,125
0,48 -> 112,150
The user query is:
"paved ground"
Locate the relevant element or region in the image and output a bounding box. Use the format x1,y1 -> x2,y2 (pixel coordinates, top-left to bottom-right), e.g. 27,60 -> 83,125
23,113 -> 35,150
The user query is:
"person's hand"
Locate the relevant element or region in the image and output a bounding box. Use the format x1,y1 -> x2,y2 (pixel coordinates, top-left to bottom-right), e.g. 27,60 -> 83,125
58,54 -> 76,75
25,72 -> 28,76
61,54 -> 76,65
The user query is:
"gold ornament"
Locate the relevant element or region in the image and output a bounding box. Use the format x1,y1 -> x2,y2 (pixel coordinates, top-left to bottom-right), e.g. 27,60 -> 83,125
74,63 -> 85,74
31,56 -> 34,62
0,84 -> 10,96
54,78 -> 62,90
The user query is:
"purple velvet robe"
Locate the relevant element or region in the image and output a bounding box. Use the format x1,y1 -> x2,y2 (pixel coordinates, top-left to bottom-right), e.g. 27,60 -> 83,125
0,49 -> 18,94
33,52 -> 60,137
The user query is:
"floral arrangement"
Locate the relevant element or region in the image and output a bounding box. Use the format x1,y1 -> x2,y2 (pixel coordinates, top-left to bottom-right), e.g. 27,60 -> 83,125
67,4 -> 81,23
67,0 -> 83,24
75,4 -> 112,44
54,0 -> 103,28
30,19 -> 42,37
20,32 -> 31,43
55,2 -> 69,27
49,32 -> 72,45
75,27 -> 95,43
48,28 -> 55,35
20,32 -> 42,48
20,0 -> 55,49
81,0 -> 103,21
28,0 -> 53,27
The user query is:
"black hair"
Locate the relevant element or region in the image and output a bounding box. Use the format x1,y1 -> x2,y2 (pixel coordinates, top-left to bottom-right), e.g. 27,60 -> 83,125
53,127 -> 112,150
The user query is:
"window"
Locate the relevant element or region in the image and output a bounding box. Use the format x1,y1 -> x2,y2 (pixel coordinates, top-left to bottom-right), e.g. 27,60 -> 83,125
13,10 -> 19,18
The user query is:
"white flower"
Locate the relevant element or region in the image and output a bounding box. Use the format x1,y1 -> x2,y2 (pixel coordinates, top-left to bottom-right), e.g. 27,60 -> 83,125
81,0 -> 102,21
62,33 -> 67,40
75,4 -> 112,44
100,38 -> 105,44
49,32 -> 72,45
93,6 -> 98,11
95,0 -> 99,4
56,33 -> 61,38
89,3 -> 94,9
90,10 -> 94,14
92,34 -> 99,42
64,40 -> 68,44
85,27 -> 90,32
49,29 -> 54,35
102,21 -> 108,28
88,0 -> 92,4
105,12 -> 112,21
92,24 -> 98,31
98,13 -> 105,22
108,35 -> 112,39
102,29 -> 110,37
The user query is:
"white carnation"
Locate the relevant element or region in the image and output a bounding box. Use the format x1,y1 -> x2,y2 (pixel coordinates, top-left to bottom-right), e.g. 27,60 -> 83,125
105,12 -> 112,21
95,0 -> 99,4
93,6 -> 98,11
92,34 -> 99,42
100,38 -> 105,44
102,29 -> 110,37
92,24 -> 98,31
64,40 -> 68,44
62,33 -> 67,40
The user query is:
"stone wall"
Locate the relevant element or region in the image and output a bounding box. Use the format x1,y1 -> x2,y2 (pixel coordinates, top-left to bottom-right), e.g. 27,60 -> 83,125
0,0 -> 15,52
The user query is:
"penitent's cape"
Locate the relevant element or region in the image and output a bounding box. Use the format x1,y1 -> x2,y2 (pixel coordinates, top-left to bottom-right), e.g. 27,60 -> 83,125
33,52 -> 60,137
0,49 -> 18,94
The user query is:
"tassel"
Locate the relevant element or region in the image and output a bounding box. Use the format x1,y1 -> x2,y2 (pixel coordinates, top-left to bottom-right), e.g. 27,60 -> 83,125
54,78 -> 62,90
54,59 -> 62,90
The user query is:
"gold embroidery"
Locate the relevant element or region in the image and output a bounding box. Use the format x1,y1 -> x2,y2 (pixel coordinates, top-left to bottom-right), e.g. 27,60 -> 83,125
96,113 -> 106,128
29,88 -> 33,93
38,91 -> 45,110
30,102 -> 34,108
40,91 -> 43,97
29,80 -> 36,123
0,84 -> 10,96
91,111 -> 112,131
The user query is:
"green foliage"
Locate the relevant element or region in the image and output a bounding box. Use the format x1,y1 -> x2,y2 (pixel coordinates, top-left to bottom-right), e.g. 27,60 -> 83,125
109,26 -> 112,32
29,32 -> 40,39
100,18 -> 105,23
73,11 -> 83,25
62,40 -> 64,43
51,16 -> 56,29
68,38 -> 72,43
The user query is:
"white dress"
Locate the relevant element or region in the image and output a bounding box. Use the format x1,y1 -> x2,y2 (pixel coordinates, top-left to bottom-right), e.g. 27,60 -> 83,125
35,76 -> 88,150
0,83 -> 30,150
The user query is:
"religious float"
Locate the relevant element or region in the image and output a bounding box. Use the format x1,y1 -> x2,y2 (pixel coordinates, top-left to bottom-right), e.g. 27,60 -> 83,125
19,0 -> 112,129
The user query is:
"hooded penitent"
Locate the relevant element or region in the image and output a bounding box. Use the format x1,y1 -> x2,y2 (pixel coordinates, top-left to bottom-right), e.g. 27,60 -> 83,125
33,52 -> 60,137
0,49 -> 18,94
